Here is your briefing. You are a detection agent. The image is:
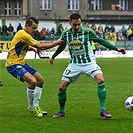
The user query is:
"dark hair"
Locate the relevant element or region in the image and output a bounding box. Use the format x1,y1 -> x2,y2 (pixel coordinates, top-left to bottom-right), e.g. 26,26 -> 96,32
70,13 -> 81,21
25,17 -> 39,26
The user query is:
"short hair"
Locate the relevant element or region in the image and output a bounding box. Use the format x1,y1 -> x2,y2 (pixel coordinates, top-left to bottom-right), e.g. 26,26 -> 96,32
25,17 -> 39,26
70,13 -> 81,21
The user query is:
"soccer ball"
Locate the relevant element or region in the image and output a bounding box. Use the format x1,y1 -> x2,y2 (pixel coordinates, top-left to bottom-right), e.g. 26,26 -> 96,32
125,96 -> 133,111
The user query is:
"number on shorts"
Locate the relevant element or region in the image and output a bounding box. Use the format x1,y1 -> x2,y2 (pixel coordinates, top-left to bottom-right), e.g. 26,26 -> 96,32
65,69 -> 71,75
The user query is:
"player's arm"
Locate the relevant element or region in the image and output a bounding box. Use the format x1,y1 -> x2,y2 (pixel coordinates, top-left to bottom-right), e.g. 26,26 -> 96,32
52,44 -> 66,58
50,32 -> 67,64
50,44 -> 66,65
35,39 -> 65,50
28,46 -> 42,57
89,29 -> 126,54
22,32 -> 65,50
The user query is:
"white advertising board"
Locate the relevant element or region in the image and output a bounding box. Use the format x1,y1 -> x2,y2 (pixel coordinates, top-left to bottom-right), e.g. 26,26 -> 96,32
0,50 -> 133,60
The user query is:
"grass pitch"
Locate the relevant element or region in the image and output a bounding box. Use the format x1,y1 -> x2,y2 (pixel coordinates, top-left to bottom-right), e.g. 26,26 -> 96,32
0,58 -> 132,133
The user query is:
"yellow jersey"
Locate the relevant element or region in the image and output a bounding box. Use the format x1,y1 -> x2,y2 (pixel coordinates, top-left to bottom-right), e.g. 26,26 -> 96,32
5,30 -> 38,67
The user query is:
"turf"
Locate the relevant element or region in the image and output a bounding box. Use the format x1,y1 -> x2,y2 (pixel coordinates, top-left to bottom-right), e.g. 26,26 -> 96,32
0,58 -> 132,133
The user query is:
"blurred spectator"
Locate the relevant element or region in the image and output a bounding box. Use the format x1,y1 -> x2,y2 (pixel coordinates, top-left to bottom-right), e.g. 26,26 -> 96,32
86,23 -> 90,28
126,27 -> 132,41
17,23 -> 23,32
109,24 -> 115,33
95,30 -> 101,37
98,24 -> 103,33
107,32 -> 117,45
130,24 -> 133,40
58,23 -> 64,36
121,26 -> 126,36
33,30 -> 41,40
103,29 -> 109,40
8,23 -> 14,36
131,24 -> 133,32
2,23 -> 8,36
104,24 -> 110,32
40,27 -> 47,38
117,30 -> 124,40
46,29 -> 50,36
50,27 -> 56,36
91,40 -> 97,54
91,24 -> 97,31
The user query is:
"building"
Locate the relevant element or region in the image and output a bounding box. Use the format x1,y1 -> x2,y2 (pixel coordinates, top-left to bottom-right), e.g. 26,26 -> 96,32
0,0 -> 133,22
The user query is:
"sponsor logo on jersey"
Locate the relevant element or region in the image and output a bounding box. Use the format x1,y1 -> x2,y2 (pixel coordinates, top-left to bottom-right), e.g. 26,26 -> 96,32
30,38 -> 35,43
70,40 -> 81,49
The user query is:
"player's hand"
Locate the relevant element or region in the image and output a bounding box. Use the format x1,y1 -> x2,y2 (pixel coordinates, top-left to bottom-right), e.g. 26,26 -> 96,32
36,49 -> 42,57
32,47 -> 42,57
50,57 -> 54,65
56,39 -> 66,45
117,48 -> 126,54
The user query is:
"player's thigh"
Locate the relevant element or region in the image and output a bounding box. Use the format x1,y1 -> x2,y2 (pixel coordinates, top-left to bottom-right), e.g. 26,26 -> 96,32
6,64 -> 36,83
23,72 -> 36,84
62,64 -> 82,83
85,62 -> 103,78
33,72 -> 44,85
6,64 -> 29,82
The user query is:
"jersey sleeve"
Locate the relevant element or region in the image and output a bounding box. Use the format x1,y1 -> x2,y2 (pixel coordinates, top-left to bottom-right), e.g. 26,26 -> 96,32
52,31 -> 66,58
52,44 -> 66,58
89,29 -> 118,51
20,31 -> 38,46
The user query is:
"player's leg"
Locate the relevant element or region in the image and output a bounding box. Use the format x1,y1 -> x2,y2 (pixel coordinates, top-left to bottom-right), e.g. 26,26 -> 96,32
53,80 -> 70,118
6,64 -> 44,117
87,63 -> 111,118
23,72 -> 46,117
94,73 -> 112,118
53,64 -> 82,118
6,64 -> 37,109
94,73 -> 106,110
33,72 -> 48,115
33,72 -> 44,108
24,63 -> 47,116
23,72 -> 36,109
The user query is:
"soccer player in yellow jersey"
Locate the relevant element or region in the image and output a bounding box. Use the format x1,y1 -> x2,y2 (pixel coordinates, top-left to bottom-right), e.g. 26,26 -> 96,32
5,17 -> 63,117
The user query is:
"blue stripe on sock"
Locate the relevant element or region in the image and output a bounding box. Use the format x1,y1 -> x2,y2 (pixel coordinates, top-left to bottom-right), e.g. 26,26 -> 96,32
28,86 -> 35,90
36,84 -> 43,88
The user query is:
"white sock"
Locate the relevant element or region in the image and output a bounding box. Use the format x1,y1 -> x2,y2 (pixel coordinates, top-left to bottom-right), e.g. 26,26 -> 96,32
33,86 -> 43,107
27,87 -> 35,109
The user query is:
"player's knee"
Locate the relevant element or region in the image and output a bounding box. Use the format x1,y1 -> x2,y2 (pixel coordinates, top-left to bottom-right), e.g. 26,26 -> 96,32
94,74 -> 105,84
37,77 -> 44,86
95,76 -> 105,84
29,78 -> 37,88
59,84 -> 67,91
98,77 -> 105,84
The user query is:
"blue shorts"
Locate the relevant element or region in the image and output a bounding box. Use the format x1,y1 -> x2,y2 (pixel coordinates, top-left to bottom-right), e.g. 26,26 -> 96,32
6,63 -> 37,82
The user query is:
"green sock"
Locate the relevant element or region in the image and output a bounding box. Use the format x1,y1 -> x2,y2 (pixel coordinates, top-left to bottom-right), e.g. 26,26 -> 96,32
58,90 -> 66,114
98,82 -> 106,111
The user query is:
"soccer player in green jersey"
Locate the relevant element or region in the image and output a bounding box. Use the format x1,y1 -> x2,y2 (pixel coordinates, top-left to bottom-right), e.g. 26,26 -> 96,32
50,13 -> 126,118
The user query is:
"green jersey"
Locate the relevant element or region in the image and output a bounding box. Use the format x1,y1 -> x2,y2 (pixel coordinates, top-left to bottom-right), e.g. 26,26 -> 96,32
52,26 -> 118,64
